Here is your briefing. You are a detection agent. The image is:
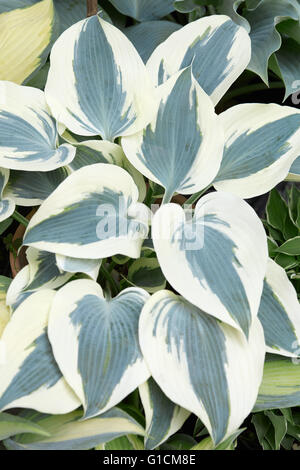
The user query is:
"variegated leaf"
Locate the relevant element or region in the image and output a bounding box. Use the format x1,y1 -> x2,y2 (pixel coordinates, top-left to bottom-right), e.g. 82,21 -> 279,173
287,155 -> 300,181
48,279 -> 150,419
45,15 -> 156,141
3,167 -> 68,206
23,163 -> 150,259
254,354 -> 300,411
0,168 -> 15,222
146,15 -> 251,105
4,408 -> 145,450
0,290 -> 80,413
67,140 -> 146,202
152,192 -> 268,336
214,103 -> 300,199
128,258 -> 166,294
0,81 -> 76,171
0,412 -> 50,440
6,248 -> 72,312
55,254 -> 101,281
122,69 -> 223,203
139,378 -> 190,450
139,290 -> 265,445
0,0 -> 57,85
258,258 -> 300,358
0,276 -> 11,338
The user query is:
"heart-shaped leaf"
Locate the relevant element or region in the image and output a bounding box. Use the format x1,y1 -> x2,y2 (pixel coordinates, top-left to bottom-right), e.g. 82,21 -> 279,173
139,290 -> 265,445
23,163 -> 150,259
45,15 -> 156,141
48,279 -> 150,418
152,192 -> 268,335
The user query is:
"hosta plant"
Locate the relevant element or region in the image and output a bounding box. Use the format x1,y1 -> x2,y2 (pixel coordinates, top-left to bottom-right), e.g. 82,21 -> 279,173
1,4 -> 300,451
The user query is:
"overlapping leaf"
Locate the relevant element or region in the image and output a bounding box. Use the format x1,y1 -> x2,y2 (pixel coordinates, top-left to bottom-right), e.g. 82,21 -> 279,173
214,103 -> 300,198
0,0 -> 57,85
45,15 -> 156,141
48,280 -> 150,418
152,192 -> 268,335
3,168 -> 68,207
139,290 -> 265,445
254,355 -> 300,411
258,258 -> 300,357
0,290 -> 80,413
139,378 -> 190,450
0,168 -> 15,222
0,82 -> 76,171
146,15 -> 251,105
3,408 -> 145,450
23,163 -> 150,259
122,68 -> 223,203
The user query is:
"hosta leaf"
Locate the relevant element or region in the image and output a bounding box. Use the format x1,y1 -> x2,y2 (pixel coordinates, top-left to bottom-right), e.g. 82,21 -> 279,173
67,140 -> 146,203
122,69 -> 224,203
0,290 -> 80,413
254,355 -> 300,411
146,15 -> 251,105
258,258 -> 300,357
0,82 -> 76,171
214,104 -> 300,199
55,254 -> 101,281
4,408 -> 145,450
6,266 -> 35,312
53,0 -> 86,33
23,163 -> 149,259
3,167 -> 68,207
125,21 -> 181,63
6,248 -> 72,312
0,412 -> 50,440
0,0 -> 57,85
216,1 -> 250,31
0,168 -> 15,222
152,192 -> 268,336
48,280 -> 150,419
139,290 -> 265,445
108,0 -> 175,21
271,38 -> 300,101
288,156 -> 300,181
45,15 -> 156,141
0,276 -> 11,338
128,258 -> 166,293
139,378 -> 190,450
244,0 -> 300,84
191,428 -> 245,450
25,247 -> 72,290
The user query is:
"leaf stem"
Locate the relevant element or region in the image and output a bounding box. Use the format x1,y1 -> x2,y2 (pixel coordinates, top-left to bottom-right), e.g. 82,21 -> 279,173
12,211 -> 29,227
185,185 -> 211,206
100,264 -> 119,297
87,0 -> 98,17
